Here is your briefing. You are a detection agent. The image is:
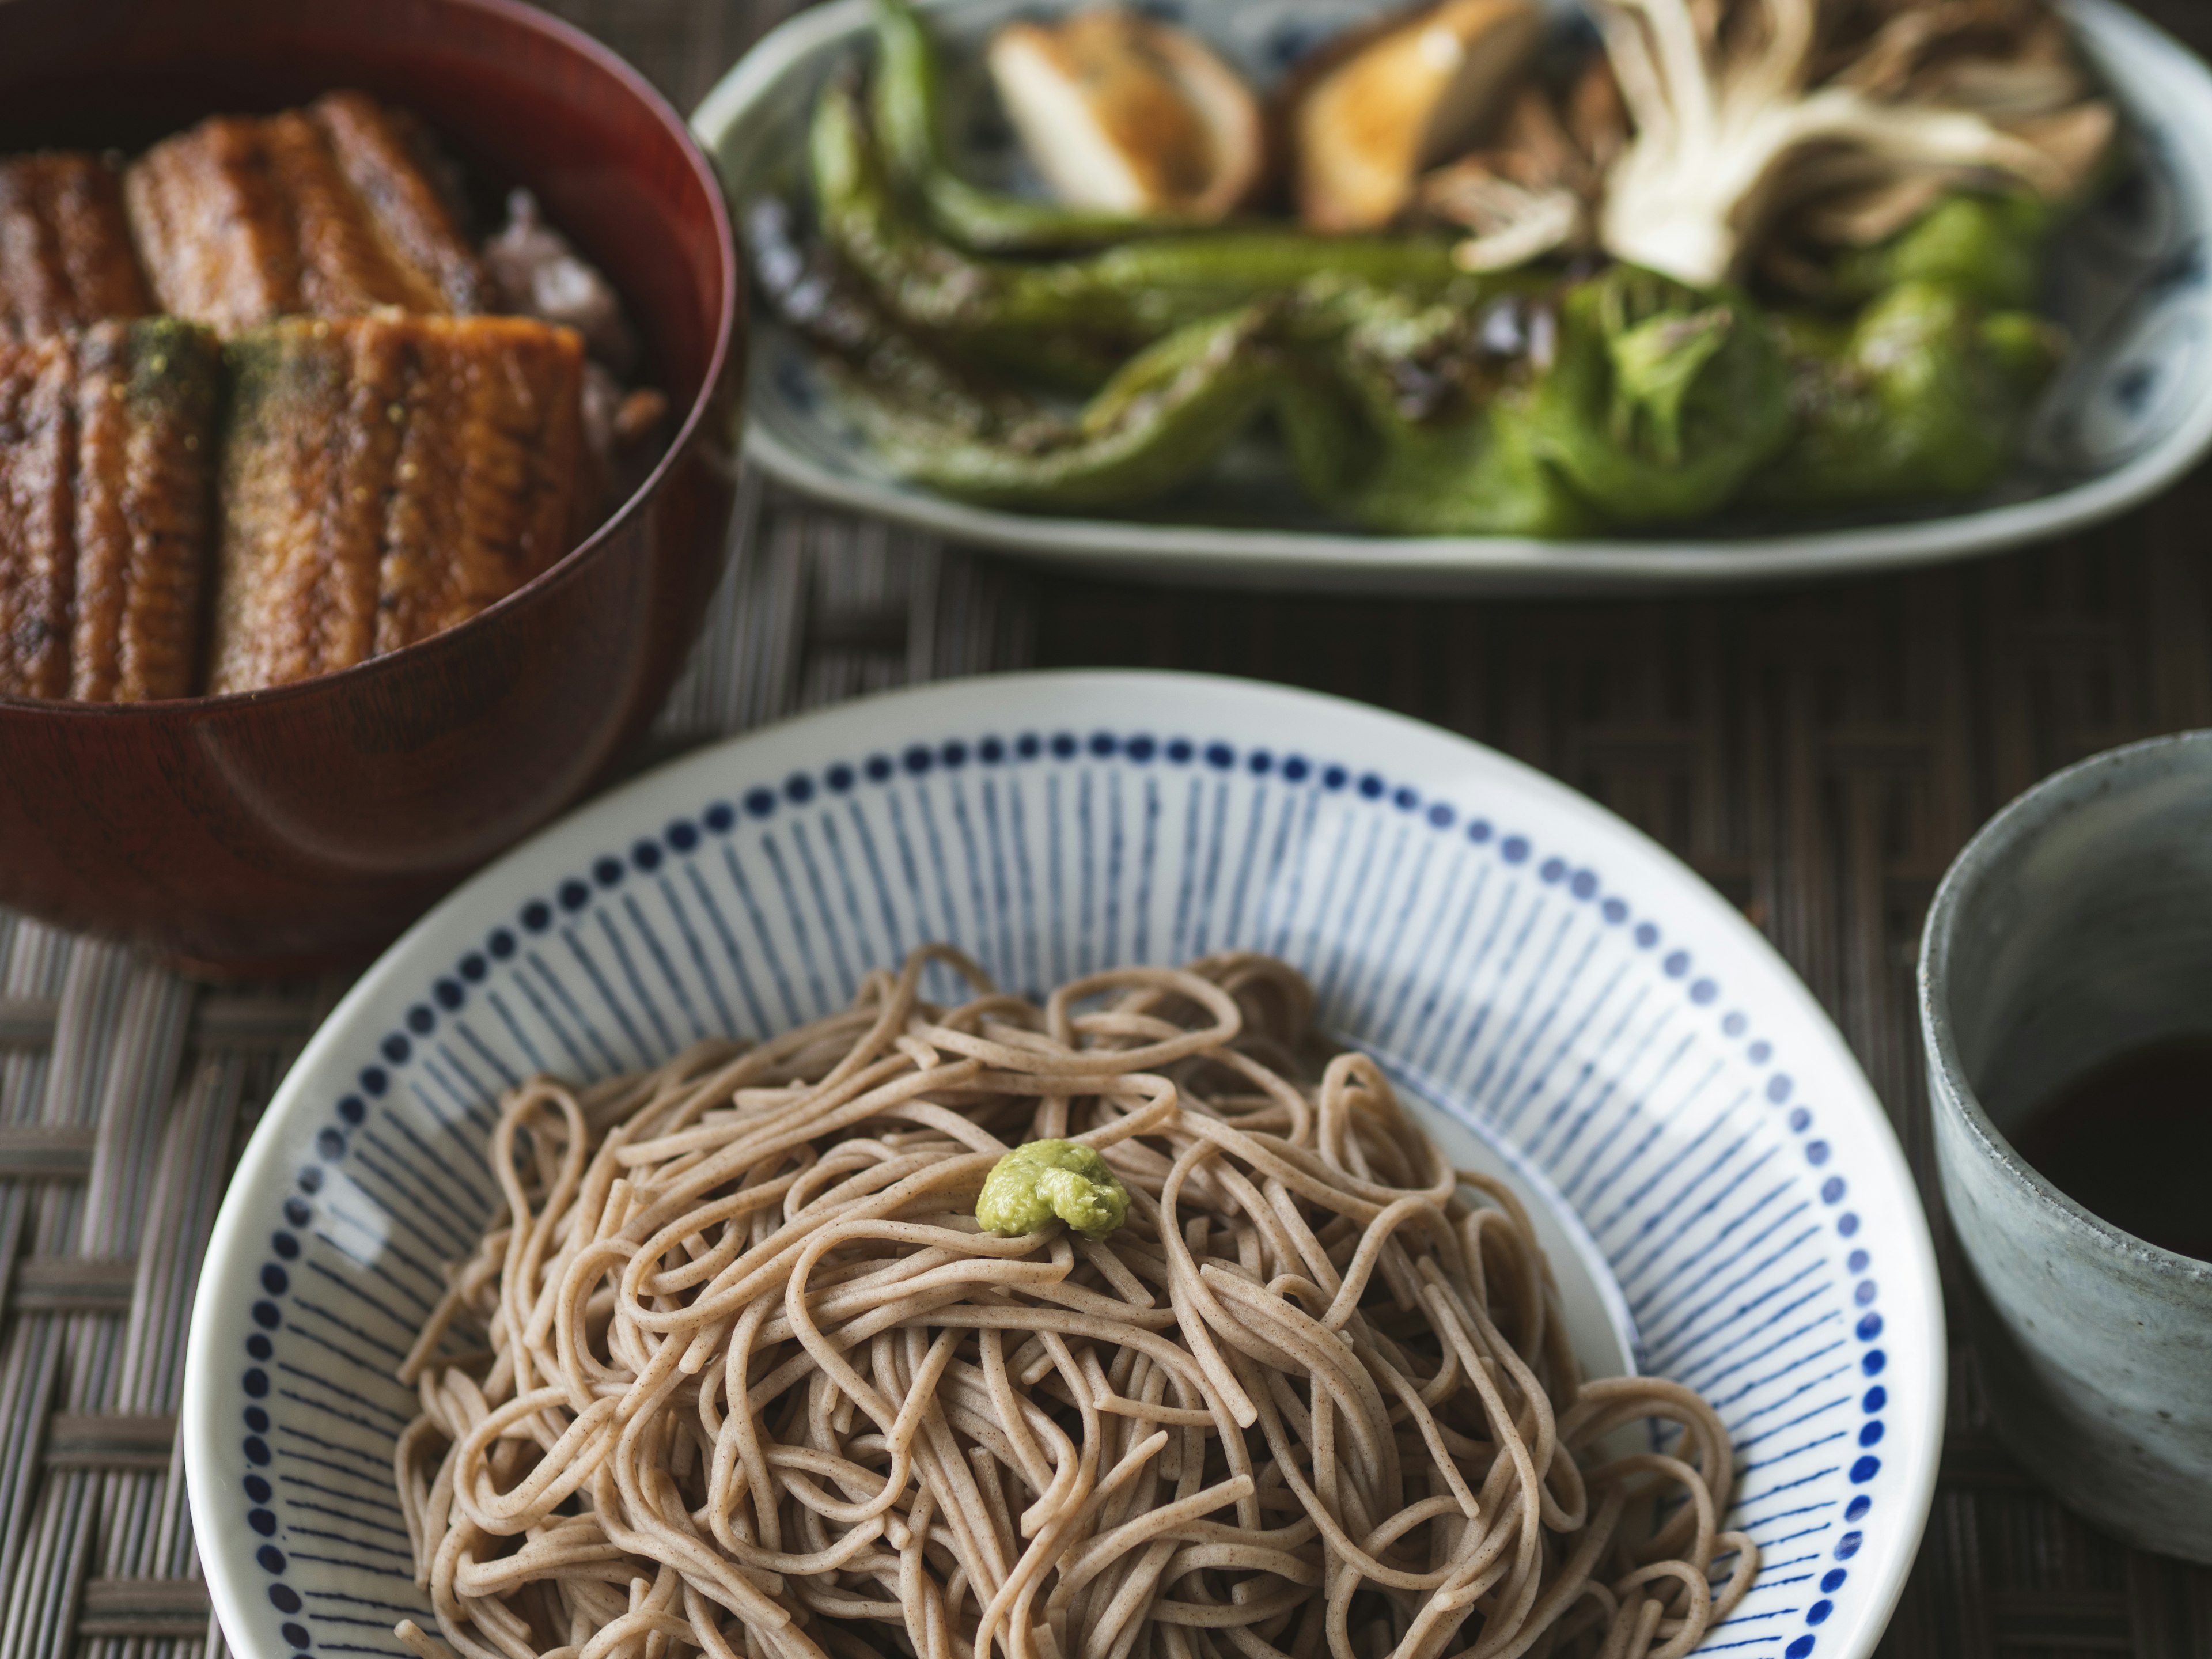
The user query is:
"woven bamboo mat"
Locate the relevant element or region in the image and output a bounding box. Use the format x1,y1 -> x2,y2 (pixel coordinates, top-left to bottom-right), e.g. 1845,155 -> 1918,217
0,0 -> 2207,1653
0,470 -> 1031,1657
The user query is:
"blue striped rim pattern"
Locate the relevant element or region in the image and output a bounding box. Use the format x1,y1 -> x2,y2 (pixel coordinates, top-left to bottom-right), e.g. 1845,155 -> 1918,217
194,677 -> 1932,1659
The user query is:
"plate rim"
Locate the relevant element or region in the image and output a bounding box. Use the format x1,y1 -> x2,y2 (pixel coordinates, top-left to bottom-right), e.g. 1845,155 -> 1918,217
184,668 -> 1948,1659
695,0 -> 2212,594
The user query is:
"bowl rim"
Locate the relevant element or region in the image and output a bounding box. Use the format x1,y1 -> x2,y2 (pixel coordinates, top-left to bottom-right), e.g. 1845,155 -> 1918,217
0,0 -> 741,720
696,0 -> 2212,595
1917,727 -> 2212,1280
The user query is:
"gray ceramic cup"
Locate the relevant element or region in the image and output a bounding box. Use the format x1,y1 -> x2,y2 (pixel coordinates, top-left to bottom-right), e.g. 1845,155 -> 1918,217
1921,732 -> 2212,1562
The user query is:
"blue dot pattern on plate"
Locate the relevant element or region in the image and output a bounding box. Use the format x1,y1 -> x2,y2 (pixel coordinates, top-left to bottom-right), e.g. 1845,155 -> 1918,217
230,726 -> 1897,1657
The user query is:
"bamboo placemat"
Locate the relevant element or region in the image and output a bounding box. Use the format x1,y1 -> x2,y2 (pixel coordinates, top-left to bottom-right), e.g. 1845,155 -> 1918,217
1,0 -> 2208,1653
0,473 -> 1031,1657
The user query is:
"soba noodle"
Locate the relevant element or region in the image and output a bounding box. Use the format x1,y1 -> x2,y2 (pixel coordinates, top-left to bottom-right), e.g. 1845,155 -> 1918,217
392,948 -> 1755,1659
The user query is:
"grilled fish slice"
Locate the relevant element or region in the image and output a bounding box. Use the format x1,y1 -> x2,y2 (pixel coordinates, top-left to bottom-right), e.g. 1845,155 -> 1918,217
0,335 -> 75,697
312,93 -> 490,320
125,92 -> 490,336
211,312 -> 588,694
0,154 -> 154,342
0,318 -> 221,702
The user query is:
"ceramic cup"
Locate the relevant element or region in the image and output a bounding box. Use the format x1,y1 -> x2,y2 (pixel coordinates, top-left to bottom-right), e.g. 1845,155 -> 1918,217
1920,731 -> 2212,1562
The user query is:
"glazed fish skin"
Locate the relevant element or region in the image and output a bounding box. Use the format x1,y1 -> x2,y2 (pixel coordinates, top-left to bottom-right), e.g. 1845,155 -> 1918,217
124,92 -> 489,335
0,154 -> 154,342
0,335 -> 75,697
211,312 -> 588,695
70,320 -> 222,701
0,318 -> 221,702
311,93 -> 490,315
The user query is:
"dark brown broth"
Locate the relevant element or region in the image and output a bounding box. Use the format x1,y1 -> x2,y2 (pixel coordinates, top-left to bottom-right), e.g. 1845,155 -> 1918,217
2008,1035 -> 2212,1262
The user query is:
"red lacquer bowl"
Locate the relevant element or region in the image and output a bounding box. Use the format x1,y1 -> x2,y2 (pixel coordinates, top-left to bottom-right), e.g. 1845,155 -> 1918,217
0,0 -> 744,974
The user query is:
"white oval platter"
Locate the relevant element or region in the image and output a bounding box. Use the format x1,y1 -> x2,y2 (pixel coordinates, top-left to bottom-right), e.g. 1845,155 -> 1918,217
696,0 -> 2212,594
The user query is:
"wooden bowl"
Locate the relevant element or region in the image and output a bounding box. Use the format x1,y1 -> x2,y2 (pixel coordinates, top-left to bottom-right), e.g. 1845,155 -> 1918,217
0,0 -> 744,975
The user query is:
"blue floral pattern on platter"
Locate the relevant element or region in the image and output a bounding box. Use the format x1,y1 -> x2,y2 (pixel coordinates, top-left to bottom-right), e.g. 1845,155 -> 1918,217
191,674 -> 1938,1659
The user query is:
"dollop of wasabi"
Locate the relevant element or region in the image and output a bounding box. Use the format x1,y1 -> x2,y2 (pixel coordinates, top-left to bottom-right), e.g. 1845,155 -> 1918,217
975,1139 -> 1129,1240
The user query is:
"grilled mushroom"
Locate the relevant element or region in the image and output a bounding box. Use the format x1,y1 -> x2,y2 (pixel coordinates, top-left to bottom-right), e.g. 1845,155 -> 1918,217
986,8 -> 1262,220
1289,0 -> 1545,233
1593,0 -> 2113,286
1418,59 -> 1627,270
1828,0 -> 2116,199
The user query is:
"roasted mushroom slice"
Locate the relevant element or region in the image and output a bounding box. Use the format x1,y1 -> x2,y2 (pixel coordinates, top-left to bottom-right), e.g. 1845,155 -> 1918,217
1289,0 -> 1544,233
987,8 -> 1262,221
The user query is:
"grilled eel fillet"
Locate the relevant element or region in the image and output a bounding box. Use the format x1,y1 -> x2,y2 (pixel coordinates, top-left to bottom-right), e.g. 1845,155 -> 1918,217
0,154 -> 154,342
210,312 -> 590,694
0,318 -> 220,702
126,91 -> 490,336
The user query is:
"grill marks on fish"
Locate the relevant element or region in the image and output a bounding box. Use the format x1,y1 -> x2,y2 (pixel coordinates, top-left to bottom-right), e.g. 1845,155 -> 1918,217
211,313 -> 587,694
313,93 -> 490,316
0,94 -> 607,701
126,93 -> 489,336
0,319 -> 220,702
0,154 -> 155,343
0,338 -> 74,697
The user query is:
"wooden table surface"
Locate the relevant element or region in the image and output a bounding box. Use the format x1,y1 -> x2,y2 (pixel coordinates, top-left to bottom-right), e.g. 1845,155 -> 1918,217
555,3 -> 2212,1654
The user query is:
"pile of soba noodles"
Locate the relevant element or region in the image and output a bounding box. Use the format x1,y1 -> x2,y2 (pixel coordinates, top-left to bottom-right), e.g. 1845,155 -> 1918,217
392,948 -> 1755,1659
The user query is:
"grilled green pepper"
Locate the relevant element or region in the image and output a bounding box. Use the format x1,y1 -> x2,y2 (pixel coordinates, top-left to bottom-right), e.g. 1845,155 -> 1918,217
811,79 -> 1463,350
756,177 -> 1291,510
1525,265 -> 1790,524
847,305 -> 1288,508
1278,285 -> 1592,536
1831,192 -> 2052,311
1755,280 -> 2062,511
1281,384 -> 1593,536
872,0 -> 1169,252
747,194 -> 1029,433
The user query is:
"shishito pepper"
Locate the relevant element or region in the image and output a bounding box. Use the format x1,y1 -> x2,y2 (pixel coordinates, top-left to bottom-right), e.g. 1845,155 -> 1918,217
754,187 -> 1290,508
747,194 -> 1033,434
1755,280 -> 2062,512
848,305 -> 1290,509
810,79 -> 1462,351
1281,383 -> 1594,536
872,0 -> 1168,253
1524,264 -> 1790,524
1829,192 -> 2052,312
1277,285 -> 1592,536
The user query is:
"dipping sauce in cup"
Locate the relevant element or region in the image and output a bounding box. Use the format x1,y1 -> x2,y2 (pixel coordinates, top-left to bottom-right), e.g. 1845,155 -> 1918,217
2009,1036 -> 2212,1264
1921,730 -> 2212,1562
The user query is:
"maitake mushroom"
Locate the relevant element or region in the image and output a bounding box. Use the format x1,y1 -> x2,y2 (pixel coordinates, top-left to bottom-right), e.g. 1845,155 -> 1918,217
1590,0 -> 2116,287
1791,0 -> 2116,244
1289,0 -> 1546,233
987,8 -> 1263,221
1417,58 -> 1627,270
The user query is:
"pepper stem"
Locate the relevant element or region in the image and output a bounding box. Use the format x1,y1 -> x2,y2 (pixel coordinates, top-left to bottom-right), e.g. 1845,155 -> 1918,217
1605,303 -> 1732,464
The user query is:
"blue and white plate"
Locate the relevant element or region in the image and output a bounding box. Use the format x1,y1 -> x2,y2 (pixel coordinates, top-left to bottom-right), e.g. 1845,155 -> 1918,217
695,0 -> 2212,594
185,672 -> 1943,1659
